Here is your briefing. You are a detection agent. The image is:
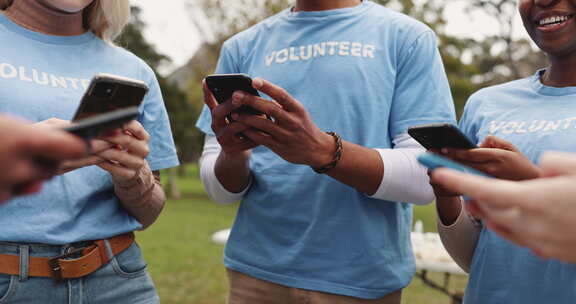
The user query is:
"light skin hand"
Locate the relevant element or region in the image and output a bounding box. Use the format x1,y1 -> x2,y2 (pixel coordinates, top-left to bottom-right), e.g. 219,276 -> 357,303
96,120 -> 150,183
33,118 -> 113,174
431,151 -> 576,264
0,116 -> 86,202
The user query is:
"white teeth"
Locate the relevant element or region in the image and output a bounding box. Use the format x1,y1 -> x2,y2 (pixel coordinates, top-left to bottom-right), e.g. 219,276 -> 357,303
539,15 -> 570,26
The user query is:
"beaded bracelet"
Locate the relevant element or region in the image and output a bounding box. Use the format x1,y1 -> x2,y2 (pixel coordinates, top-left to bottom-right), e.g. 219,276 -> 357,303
312,132 -> 343,174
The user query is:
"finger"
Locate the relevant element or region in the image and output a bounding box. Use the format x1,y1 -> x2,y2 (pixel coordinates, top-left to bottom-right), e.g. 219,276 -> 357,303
12,180 -> 43,196
203,79 -> 219,110
485,220 -> 528,247
101,133 -> 149,158
89,139 -> 114,154
232,112 -> 287,138
539,151 -> 576,176
480,135 -> 519,152
97,148 -> 144,170
212,99 -> 243,129
123,120 -> 149,142
251,78 -> 302,113
450,148 -> 503,163
243,128 -> 278,149
465,201 -> 485,218
231,91 -> 290,123
432,168 -> 520,209
98,161 -> 136,180
20,129 -> 87,161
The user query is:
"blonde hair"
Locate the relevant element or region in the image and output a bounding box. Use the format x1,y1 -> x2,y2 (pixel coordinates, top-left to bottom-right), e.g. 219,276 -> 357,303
0,0 -> 130,42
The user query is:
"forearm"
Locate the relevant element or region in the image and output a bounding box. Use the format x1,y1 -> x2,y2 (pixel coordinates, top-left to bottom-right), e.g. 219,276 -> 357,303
114,163 -> 165,229
214,151 -> 252,193
436,197 -> 482,272
323,133 -> 434,204
199,136 -> 251,203
325,141 -> 383,195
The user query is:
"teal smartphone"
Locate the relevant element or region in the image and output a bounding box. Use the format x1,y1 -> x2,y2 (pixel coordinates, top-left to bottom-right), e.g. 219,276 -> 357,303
417,152 -> 491,178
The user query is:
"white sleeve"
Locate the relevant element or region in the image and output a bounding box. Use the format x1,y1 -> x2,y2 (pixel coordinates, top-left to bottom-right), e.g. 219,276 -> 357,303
199,135 -> 251,204
368,133 -> 434,205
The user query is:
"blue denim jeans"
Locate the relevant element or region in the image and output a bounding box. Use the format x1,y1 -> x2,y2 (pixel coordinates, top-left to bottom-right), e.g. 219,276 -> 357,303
0,240 -> 159,303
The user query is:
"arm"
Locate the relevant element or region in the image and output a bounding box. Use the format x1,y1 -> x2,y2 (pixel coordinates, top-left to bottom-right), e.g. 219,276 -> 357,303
96,121 -> 167,229
436,196 -> 482,272
114,166 -> 166,229
369,133 -> 434,204
199,135 -> 251,203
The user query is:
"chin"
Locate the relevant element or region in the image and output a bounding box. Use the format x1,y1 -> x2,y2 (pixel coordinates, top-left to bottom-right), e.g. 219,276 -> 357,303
42,0 -> 94,13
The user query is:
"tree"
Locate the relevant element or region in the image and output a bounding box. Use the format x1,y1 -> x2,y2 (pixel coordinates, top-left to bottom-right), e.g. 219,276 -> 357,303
116,6 -> 199,197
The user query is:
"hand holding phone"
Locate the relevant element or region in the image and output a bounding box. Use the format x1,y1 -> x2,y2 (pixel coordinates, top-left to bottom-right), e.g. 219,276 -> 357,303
408,123 -> 477,150
205,73 -> 264,116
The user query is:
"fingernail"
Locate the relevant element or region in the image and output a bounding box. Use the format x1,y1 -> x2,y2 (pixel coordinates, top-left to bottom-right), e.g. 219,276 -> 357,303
233,91 -> 245,101
440,148 -> 448,154
231,113 -> 239,120
253,78 -> 262,88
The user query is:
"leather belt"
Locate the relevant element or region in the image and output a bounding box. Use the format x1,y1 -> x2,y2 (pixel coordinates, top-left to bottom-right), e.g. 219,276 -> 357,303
0,232 -> 134,282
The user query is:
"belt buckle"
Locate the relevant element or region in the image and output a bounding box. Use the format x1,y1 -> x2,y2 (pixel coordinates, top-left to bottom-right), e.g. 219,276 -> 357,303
48,246 -> 88,282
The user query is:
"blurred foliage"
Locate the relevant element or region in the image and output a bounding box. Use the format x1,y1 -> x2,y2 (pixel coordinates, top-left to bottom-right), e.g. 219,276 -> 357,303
187,0 -> 546,117
121,1 -> 547,164
116,7 -> 203,164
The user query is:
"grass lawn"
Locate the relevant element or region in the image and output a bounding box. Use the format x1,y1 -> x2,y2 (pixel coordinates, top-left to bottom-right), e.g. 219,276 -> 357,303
138,165 -> 467,304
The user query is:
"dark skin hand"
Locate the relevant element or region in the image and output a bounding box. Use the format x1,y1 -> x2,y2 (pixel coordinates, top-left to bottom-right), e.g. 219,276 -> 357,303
430,135 -> 541,225
229,78 -> 383,195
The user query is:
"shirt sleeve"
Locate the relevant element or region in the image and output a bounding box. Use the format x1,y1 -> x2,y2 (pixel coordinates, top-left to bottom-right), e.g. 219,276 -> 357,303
198,135 -> 251,204
437,198 -> 483,273
368,132 -> 434,205
389,30 -> 456,138
196,40 -> 241,136
139,65 -> 180,171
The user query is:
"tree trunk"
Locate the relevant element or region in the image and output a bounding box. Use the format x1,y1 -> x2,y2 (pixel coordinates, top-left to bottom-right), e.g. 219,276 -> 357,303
166,167 -> 181,200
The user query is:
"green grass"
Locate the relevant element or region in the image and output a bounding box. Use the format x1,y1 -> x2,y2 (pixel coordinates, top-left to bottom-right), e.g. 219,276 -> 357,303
138,165 -> 467,304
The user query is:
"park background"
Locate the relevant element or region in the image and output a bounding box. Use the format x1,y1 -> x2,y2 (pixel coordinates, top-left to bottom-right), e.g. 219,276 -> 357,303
118,0 -> 546,303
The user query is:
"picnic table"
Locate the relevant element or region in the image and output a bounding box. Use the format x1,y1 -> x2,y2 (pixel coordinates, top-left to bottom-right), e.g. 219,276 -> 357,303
211,220 -> 466,303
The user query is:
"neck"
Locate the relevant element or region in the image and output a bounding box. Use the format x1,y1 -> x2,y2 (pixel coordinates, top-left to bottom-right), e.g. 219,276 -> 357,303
4,0 -> 85,36
294,0 -> 361,12
543,55 -> 576,87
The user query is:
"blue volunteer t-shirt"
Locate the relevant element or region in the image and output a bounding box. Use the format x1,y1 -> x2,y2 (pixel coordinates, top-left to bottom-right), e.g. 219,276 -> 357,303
459,70 -> 576,303
196,1 -> 456,299
0,13 -> 179,244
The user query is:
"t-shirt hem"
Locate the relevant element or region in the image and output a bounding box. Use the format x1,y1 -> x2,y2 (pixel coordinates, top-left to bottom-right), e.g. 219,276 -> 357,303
147,156 -> 180,171
223,256 -> 404,299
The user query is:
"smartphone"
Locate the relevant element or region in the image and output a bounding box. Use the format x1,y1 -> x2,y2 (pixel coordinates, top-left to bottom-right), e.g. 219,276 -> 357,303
408,123 -> 477,150
417,153 -> 491,178
64,106 -> 139,139
72,73 -> 148,121
205,73 -> 263,116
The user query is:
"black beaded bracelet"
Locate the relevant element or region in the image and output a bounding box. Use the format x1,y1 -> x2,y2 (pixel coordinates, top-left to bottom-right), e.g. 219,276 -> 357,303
312,132 -> 343,174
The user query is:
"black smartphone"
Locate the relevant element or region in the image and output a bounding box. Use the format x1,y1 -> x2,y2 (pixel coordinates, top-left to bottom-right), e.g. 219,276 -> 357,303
64,107 -> 139,139
72,73 -> 148,121
205,73 -> 263,116
408,123 -> 477,150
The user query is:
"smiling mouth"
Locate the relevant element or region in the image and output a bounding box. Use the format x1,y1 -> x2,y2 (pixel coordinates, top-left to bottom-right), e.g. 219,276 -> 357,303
536,14 -> 575,28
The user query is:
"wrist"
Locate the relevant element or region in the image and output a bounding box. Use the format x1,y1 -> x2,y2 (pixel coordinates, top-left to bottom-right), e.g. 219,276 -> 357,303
114,162 -> 152,189
310,132 -> 343,174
